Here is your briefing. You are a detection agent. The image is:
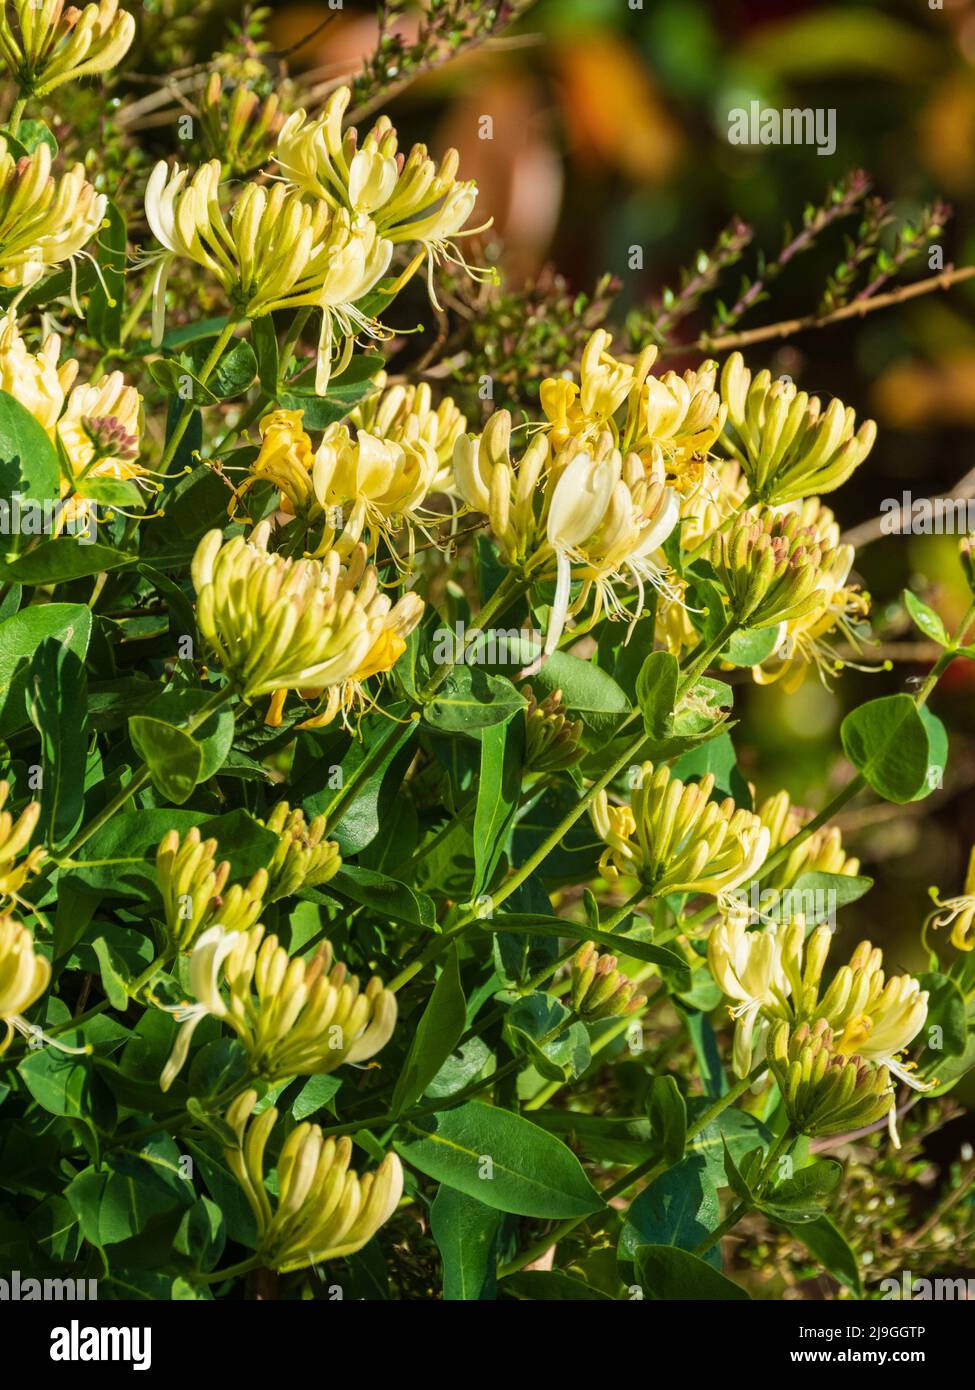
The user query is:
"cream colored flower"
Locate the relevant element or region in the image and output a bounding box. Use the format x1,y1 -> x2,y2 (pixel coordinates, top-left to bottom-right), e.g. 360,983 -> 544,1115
625,360 -> 726,472
756,789 -> 860,894
57,369 -> 143,487
591,763 -> 770,899
0,1 -> 134,96
540,331 -> 656,446
0,310 -> 76,430
350,376 -> 465,493
0,139 -> 106,291
191,521 -> 423,702
276,86 -> 490,305
926,845 -> 975,951
144,161 -> 393,391
0,912 -> 50,1055
224,1088 -> 403,1270
160,925 -> 397,1089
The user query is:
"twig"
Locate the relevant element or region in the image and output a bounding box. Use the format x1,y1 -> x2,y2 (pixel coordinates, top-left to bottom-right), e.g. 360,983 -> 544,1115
841,462 -> 975,549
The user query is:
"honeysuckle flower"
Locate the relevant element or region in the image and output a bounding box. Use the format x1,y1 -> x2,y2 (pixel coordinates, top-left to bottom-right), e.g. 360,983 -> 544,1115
591,763 -> 770,900
262,802 -> 341,902
540,331 -> 657,447
159,925 -> 397,1089
311,419 -> 441,559
926,845 -> 975,951
158,926 -> 241,1090
156,827 -> 231,953
57,369 -> 144,489
0,782 -> 45,900
276,86 -> 491,307
224,1088 -> 403,1271
523,686 -> 583,773
624,360 -> 726,471
0,138 -> 106,293
452,411 -> 550,565
0,913 -> 50,1055
708,913 -> 796,1077
676,458 -> 749,550
755,789 -> 860,894
570,942 -> 646,1022
0,0 -> 134,96
239,409 -> 317,518
768,1018 -> 894,1138
350,376 -> 466,493
267,585 -> 424,731
710,508 -> 837,631
720,352 -> 876,504
191,521 -> 423,703
0,310 -> 76,429
144,161 -> 394,391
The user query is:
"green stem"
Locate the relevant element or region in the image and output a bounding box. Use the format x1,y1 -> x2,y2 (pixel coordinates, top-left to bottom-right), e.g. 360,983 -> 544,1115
8,93 -> 28,136
192,1256 -> 260,1286
157,317 -> 242,477
120,275 -> 156,346
675,617 -> 737,700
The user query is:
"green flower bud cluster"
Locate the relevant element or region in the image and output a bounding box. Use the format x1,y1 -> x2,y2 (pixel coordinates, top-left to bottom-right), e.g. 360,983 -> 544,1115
570,942 -> 646,1022
523,686 -> 584,773
710,509 -> 834,630
719,352 -> 876,504
262,801 -> 341,902
768,1018 -> 893,1137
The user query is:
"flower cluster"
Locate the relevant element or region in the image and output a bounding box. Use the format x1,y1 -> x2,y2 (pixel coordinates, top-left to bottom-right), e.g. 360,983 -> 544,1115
223,1089 -> 403,1271
191,520 -> 423,717
0,138 -> 106,293
570,942 -> 646,1021
0,913 -> 49,1054
591,762 -> 770,897
159,926 -> 397,1090
708,915 -> 931,1142
0,1 -> 134,98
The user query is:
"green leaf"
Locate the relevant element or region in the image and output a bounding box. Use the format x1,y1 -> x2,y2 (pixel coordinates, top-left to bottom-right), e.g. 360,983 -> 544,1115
425,668 -> 526,735
502,993 -> 591,1081
0,388 -> 60,506
647,1074 -> 687,1167
65,1135 -> 193,1246
0,602 -> 91,737
0,539 -> 135,585
917,972 -> 967,1057
619,1157 -> 720,1271
479,913 -> 691,988
328,864 -> 436,930
278,356 -> 383,428
721,624 -> 781,667
29,631 -> 87,844
429,1186 -> 502,1300
523,648 -> 630,735
635,650 -> 679,737
786,1215 -> 861,1296
903,590 -> 949,646
634,1244 -> 749,1299
773,871 -> 874,922
840,694 -> 931,802
504,1270 -> 614,1300
141,688 -> 234,782
473,715 -> 524,895
92,936 -> 131,1011
911,707 -> 948,802
392,946 -> 467,1114
129,715 -> 204,805
174,1196 -> 226,1271
395,1102 -> 604,1218
758,1158 -> 842,1223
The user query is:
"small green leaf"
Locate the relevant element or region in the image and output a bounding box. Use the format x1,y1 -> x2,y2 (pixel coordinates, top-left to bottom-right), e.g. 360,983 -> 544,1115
840,694 -> 931,802
392,946 -> 467,1115
634,1243 -> 749,1299
903,590 -> 949,646
647,1074 -> 687,1167
635,650 -> 679,737
128,715 -> 204,804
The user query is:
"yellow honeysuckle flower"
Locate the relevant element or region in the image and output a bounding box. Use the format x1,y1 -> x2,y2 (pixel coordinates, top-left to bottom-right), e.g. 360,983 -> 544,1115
625,361 -> 726,472
191,521 -> 423,702
0,781 -> 45,900
239,409 -> 317,518
768,1019 -> 893,1138
311,419 -> 441,559
276,86 -> 491,306
0,912 -> 50,1055
720,352 -> 876,504
0,138 -> 106,292
224,1088 -> 403,1271
350,376 -> 465,493
591,763 -> 770,900
159,925 -> 397,1089
144,161 -> 394,391
0,0 -> 134,97
0,309 -> 76,430
755,789 -> 860,893
926,845 -> 975,951
540,330 -> 657,446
